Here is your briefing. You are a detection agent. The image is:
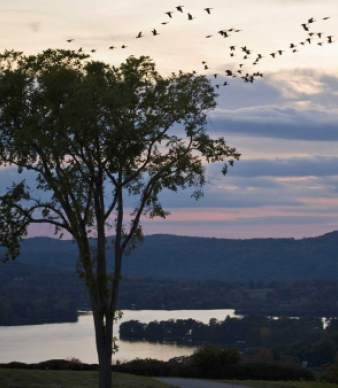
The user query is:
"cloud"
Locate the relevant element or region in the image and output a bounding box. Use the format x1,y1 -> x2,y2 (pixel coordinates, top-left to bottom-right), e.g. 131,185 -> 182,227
209,105 -> 338,141
211,155 -> 338,178
202,69 -> 338,142
145,214 -> 338,227
211,69 -> 338,110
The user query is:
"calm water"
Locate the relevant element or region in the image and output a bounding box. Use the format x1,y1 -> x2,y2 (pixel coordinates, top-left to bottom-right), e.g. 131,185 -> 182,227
0,310 -> 239,364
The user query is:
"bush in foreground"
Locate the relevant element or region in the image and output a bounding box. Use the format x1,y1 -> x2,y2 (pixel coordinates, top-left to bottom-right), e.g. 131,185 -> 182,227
112,358 -> 315,381
190,345 -> 241,373
321,363 -> 338,383
0,357 -> 316,381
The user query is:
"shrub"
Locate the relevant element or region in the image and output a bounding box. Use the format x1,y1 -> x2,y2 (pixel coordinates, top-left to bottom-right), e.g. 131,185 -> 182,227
321,363 -> 338,383
112,358 -> 172,376
190,345 -> 241,372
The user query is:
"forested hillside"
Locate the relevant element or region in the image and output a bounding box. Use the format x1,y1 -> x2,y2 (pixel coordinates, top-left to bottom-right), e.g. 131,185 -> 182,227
1,231 -> 338,281
2,261 -> 338,325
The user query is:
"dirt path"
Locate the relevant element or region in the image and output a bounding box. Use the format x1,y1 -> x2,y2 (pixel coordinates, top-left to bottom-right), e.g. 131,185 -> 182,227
155,377 -> 252,388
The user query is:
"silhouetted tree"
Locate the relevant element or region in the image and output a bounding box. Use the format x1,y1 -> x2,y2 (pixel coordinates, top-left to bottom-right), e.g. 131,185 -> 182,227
0,49 -> 239,388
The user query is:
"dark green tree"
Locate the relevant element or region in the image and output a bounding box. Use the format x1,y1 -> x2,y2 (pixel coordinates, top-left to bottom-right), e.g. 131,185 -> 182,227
0,49 -> 240,388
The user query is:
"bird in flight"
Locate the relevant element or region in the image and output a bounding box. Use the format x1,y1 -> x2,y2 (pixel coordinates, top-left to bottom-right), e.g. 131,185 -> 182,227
62,7 -> 333,90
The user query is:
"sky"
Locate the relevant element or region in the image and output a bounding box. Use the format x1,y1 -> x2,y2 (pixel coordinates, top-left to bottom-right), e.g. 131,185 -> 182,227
0,0 -> 338,239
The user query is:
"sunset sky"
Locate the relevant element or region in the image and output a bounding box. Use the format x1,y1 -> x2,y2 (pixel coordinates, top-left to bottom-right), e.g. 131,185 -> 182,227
0,0 -> 337,239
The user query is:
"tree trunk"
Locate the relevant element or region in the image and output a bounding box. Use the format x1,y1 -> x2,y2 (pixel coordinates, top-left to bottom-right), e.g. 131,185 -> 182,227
97,339 -> 112,388
95,314 -> 113,388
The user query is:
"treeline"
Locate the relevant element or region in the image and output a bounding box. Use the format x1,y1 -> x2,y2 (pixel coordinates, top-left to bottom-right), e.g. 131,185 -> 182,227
0,296 -> 78,326
119,316 -> 327,346
119,278 -> 338,316
3,232 -> 338,281
120,316 -> 338,367
3,261 -> 338,325
0,262 -> 85,325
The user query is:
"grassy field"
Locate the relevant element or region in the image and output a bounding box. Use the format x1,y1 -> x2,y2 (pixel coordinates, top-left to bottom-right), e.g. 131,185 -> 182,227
1,369 -> 336,388
226,380 -> 337,388
0,369 -> 174,388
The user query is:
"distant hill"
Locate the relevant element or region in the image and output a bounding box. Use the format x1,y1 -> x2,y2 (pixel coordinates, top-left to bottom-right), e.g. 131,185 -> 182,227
1,231 -> 338,281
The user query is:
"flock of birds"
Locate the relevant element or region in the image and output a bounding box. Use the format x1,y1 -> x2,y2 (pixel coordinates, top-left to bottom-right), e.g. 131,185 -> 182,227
65,6 -> 335,89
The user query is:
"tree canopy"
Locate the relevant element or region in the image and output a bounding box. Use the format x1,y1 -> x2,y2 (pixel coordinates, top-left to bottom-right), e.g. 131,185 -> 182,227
0,49 -> 239,259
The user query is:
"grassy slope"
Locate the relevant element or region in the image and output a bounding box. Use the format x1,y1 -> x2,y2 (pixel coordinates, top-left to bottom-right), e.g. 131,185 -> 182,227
0,369 -> 174,388
1,370 -> 336,388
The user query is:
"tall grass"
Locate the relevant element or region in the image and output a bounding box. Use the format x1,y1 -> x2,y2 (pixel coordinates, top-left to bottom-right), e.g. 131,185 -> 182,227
0,369 -> 173,388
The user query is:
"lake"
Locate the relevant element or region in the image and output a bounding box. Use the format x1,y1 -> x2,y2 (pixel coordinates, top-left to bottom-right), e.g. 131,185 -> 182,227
0,309 -> 239,364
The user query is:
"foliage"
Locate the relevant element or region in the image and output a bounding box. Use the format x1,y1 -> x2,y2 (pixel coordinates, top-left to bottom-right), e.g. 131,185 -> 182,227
4,261 -> 338,325
112,359 -> 315,381
190,345 -> 241,372
120,316 -> 325,348
0,49 -> 238,262
321,363 -> 338,383
3,232 -> 338,283
120,316 -> 338,367
0,48 -> 239,386
0,262 -> 84,325
0,357 -> 317,382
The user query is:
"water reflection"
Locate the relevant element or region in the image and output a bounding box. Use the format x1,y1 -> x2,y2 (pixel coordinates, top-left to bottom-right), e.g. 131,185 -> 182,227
0,309 -> 238,364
